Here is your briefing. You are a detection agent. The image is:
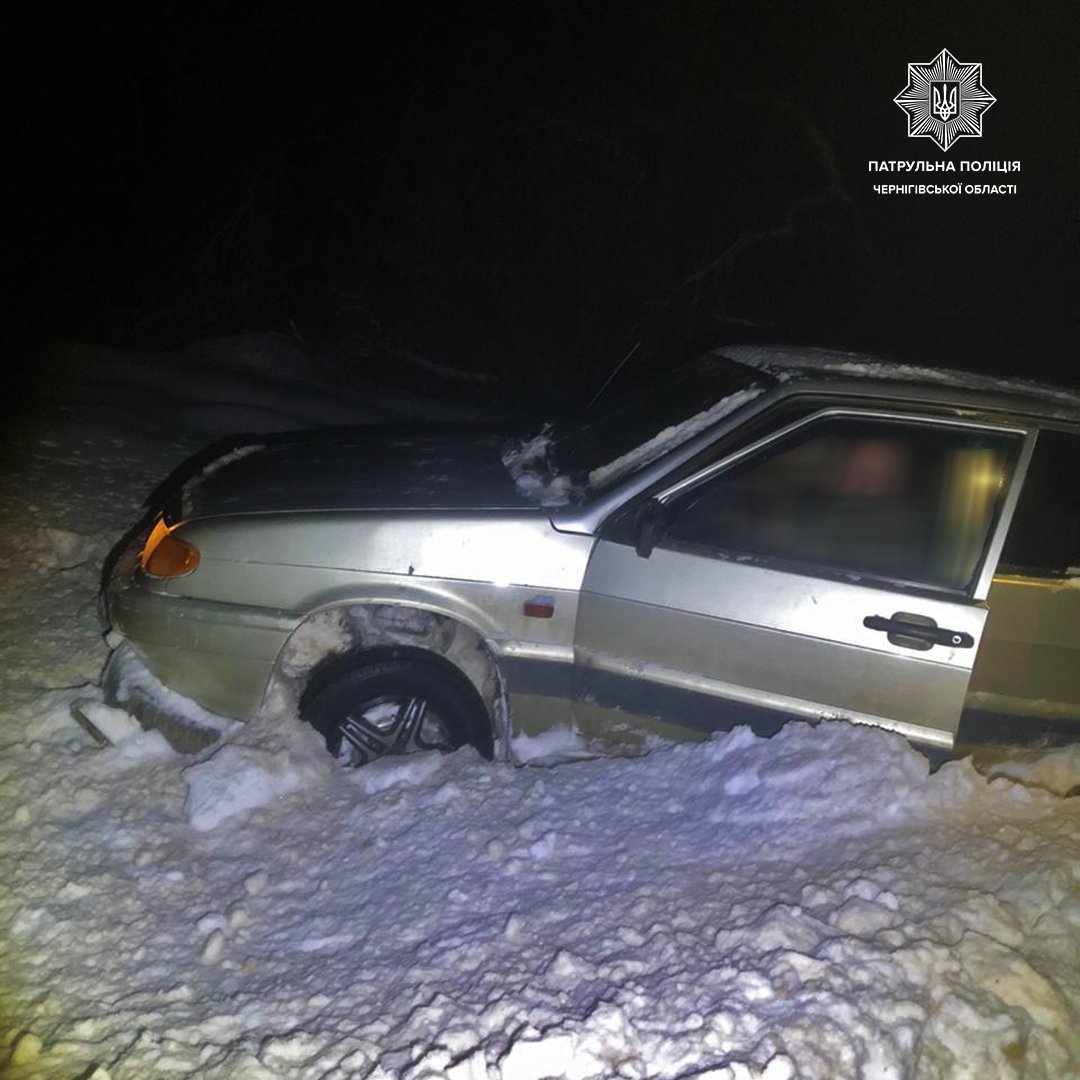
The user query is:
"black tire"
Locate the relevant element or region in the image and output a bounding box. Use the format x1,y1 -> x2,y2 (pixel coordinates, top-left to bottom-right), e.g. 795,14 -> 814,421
300,652 -> 493,767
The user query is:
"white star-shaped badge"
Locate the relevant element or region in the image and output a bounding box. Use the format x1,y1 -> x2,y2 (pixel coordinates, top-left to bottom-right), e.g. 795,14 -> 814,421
894,48 -> 996,152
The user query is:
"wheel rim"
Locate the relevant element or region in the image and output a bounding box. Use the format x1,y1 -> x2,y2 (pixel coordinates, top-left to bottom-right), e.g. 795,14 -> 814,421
334,693 -> 457,766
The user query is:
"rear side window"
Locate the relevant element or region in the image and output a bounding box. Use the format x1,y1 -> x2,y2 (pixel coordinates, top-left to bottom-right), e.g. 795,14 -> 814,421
1000,429 -> 1080,576
662,417 -> 1020,592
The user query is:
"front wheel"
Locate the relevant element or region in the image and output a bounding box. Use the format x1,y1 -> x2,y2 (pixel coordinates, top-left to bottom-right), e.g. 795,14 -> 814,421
300,654 -> 493,767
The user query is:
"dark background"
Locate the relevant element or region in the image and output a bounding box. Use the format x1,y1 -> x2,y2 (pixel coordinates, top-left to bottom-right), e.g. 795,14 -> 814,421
10,1 -> 1078,410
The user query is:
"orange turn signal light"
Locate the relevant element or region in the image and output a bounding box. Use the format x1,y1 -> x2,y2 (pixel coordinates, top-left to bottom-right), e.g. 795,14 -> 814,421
140,518 -> 200,578
523,595 -> 555,619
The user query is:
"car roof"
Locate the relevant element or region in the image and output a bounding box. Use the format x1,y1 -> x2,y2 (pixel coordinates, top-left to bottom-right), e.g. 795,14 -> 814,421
716,344 -> 1080,423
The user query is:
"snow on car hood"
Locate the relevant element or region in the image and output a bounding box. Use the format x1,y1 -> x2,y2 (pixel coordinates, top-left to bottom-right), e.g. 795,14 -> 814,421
502,386 -> 764,505
501,424 -> 578,507
182,426 -> 531,518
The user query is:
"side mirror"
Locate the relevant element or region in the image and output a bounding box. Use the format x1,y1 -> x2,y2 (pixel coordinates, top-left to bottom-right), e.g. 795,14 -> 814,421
634,498 -> 665,559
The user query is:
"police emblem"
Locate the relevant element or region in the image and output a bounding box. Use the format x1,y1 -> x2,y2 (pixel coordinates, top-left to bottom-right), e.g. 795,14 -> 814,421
894,48 -> 995,152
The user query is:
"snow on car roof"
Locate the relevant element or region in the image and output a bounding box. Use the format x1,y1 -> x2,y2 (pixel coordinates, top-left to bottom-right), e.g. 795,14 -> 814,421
719,343 -> 1080,409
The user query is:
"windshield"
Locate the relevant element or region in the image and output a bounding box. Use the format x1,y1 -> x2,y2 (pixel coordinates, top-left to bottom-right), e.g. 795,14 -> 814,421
548,353 -> 771,484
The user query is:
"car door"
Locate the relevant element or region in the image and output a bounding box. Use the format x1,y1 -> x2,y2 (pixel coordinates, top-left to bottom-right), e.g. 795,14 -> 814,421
572,406 -> 1032,750
963,425 -> 1080,749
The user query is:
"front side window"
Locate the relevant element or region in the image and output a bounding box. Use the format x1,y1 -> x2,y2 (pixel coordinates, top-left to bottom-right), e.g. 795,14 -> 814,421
661,416 -> 1020,591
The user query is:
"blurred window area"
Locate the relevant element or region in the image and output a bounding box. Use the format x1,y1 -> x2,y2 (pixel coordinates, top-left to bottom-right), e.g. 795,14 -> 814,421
665,418 -> 1020,591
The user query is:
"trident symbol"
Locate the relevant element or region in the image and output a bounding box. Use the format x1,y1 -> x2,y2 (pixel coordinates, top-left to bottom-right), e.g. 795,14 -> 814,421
933,85 -> 957,120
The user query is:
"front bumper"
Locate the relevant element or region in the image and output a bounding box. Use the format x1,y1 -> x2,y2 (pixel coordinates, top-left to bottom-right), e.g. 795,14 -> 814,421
105,546 -> 298,729
101,643 -> 235,752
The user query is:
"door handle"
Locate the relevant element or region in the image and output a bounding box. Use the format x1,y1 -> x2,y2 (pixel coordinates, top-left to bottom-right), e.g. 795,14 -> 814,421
863,614 -> 974,650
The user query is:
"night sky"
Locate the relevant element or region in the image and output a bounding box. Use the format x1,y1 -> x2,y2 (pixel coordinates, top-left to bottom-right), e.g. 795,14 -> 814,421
11,1 -> 1079,406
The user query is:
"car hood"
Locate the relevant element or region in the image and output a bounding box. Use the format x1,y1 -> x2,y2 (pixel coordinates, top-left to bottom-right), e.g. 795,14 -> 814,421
177,425 -> 532,518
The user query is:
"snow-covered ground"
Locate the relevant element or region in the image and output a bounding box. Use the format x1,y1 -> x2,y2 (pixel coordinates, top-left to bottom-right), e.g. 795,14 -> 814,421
1,339 -> 1079,1079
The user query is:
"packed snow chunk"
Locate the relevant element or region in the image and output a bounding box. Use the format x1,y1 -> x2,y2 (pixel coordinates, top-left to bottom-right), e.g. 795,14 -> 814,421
687,1058 -> 796,1080
528,829 -> 558,859
258,1031 -> 330,1069
500,1030 -> 591,1080
200,928 -> 226,965
511,724 -> 588,764
22,686 -> 108,743
182,745 -> 320,831
723,766 -> 760,795
699,717 -> 936,825
243,869 -> 270,896
106,727 -> 176,765
546,949 -> 596,981
227,900 -> 251,928
976,743 -> 1080,796
350,748 -> 449,795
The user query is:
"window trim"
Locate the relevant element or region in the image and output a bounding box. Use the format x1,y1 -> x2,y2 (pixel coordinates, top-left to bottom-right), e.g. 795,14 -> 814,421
649,407 -> 1035,602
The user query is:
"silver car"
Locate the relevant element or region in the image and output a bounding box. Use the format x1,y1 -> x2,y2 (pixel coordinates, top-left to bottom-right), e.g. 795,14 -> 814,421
102,345 -> 1080,765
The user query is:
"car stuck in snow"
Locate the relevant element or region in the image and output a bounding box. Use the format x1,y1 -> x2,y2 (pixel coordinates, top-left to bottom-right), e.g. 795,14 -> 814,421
101,345 -> 1080,765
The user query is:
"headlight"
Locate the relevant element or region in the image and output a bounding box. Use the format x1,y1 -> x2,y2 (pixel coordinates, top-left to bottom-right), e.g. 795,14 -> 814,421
140,517 -> 200,578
